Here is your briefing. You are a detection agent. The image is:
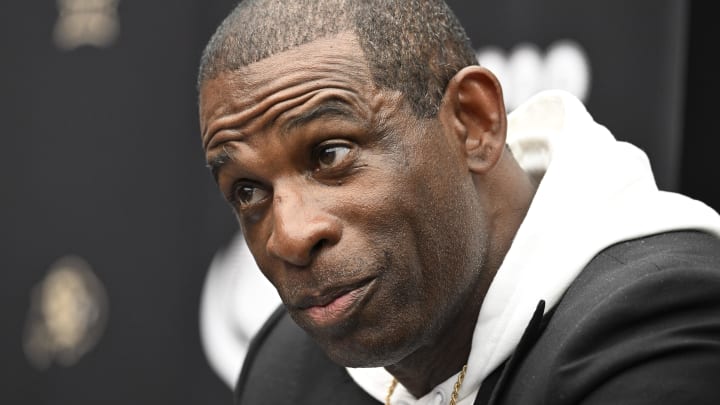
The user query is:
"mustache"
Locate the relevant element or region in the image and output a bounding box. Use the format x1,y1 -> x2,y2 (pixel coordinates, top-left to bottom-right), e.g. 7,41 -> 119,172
275,249 -> 392,306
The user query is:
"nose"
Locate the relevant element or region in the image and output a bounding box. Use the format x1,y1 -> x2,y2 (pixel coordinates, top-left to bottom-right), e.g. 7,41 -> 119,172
266,185 -> 341,267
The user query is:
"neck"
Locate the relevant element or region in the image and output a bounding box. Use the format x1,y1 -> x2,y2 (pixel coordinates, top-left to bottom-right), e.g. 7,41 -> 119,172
384,284 -> 483,397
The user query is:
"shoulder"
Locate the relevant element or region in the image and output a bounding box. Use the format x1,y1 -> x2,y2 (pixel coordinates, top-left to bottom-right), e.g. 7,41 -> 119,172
565,230 -> 720,313
505,231 -> 720,404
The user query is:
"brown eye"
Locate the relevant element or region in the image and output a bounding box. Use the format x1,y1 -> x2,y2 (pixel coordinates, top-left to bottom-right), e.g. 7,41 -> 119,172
317,145 -> 351,170
233,184 -> 269,206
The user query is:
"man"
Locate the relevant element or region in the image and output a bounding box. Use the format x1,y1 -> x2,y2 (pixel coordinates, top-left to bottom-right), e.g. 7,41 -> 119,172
197,0 -> 720,403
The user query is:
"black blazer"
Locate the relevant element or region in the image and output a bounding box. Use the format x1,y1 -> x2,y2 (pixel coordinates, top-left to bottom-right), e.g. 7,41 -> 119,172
235,231 -> 720,404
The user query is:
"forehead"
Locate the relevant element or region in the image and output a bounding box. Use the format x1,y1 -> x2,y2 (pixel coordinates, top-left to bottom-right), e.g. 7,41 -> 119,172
199,32 -> 378,150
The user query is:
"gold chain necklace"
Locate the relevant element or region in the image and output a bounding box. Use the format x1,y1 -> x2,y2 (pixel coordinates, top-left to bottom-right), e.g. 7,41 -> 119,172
385,364 -> 468,405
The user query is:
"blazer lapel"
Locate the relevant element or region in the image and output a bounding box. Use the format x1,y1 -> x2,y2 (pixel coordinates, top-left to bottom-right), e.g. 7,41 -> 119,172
474,300 -> 550,405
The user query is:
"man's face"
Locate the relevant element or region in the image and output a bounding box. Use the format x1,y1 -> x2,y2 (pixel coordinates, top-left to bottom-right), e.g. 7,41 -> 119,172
200,33 -> 489,367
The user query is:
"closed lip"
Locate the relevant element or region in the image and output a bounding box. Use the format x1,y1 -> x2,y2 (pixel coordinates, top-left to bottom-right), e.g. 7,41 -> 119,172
291,277 -> 377,327
291,277 -> 376,309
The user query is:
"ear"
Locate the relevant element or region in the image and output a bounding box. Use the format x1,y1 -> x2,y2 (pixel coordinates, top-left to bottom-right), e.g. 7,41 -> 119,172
439,66 -> 507,174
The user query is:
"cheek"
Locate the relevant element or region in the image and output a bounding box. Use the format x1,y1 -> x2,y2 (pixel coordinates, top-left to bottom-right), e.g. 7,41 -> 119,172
397,145 -> 486,294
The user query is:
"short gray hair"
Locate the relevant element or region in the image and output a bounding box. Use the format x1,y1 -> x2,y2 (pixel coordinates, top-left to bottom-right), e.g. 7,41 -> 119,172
198,0 -> 477,117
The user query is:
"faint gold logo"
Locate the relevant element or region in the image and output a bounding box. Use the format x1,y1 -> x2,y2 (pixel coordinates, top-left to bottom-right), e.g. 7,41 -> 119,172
53,0 -> 120,50
23,255 -> 109,370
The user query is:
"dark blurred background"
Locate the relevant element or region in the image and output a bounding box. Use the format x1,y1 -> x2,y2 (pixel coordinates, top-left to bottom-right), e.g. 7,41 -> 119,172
0,1 -> 716,404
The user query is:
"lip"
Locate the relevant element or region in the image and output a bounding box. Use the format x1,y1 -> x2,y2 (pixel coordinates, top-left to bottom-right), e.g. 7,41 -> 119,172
295,278 -> 376,327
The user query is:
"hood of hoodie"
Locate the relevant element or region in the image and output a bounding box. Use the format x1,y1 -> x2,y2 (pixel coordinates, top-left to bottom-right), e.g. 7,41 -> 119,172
348,89 -> 720,404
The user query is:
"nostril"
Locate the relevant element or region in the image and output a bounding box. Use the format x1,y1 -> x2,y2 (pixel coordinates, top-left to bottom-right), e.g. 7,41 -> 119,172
310,238 -> 327,257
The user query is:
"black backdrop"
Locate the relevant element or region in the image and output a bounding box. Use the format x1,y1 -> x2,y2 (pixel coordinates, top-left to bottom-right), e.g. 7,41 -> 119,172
1,1 -> 717,404
0,1 -> 238,404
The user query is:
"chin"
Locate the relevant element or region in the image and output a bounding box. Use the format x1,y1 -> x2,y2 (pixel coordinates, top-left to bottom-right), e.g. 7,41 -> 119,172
318,332 -> 418,368
324,348 -> 402,368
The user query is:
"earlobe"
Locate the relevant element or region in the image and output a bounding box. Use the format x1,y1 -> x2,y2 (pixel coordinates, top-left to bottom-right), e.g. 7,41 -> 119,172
441,66 -> 507,174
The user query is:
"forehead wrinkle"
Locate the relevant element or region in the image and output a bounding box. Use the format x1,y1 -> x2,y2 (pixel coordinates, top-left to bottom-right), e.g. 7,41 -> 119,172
206,79 -> 363,150
282,97 -> 360,133
203,35 -> 373,149
255,87 -> 359,134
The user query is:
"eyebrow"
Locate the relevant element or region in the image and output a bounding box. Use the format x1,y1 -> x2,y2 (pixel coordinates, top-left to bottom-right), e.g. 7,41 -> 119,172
207,147 -> 233,182
206,98 -> 360,181
283,98 -> 358,133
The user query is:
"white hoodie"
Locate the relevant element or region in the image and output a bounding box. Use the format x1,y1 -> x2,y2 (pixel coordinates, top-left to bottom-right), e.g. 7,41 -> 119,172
348,90 -> 720,405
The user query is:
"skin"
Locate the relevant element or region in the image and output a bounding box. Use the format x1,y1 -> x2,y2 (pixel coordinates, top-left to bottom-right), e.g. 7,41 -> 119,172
199,32 -> 536,397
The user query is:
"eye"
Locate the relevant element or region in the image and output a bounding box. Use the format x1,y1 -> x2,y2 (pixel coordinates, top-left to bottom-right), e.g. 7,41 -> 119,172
315,144 -> 352,170
231,183 -> 270,207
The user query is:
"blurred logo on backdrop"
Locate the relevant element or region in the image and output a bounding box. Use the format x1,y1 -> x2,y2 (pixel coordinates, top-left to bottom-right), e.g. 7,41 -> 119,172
54,0 -> 120,50
23,255 -> 109,370
476,40 -> 591,111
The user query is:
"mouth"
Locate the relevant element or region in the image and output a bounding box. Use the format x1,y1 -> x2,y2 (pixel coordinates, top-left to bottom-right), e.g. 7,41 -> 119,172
293,278 -> 377,328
